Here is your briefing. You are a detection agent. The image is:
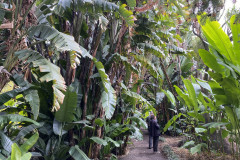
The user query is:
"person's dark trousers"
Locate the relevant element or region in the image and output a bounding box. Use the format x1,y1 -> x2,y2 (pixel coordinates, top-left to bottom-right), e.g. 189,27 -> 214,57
149,135 -> 153,149
153,136 -> 159,152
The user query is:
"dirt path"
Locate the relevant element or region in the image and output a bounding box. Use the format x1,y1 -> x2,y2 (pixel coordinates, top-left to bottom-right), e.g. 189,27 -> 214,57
119,129 -> 167,160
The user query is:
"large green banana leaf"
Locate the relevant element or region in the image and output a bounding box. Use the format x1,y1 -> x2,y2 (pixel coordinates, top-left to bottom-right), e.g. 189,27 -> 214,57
0,114 -> 39,125
15,123 -> 43,142
28,24 -> 90,68
230,15 -> 240,62
93,58 -> 116,119
55,87 -> 78,122
90,137 -> 108,146
199,15 -> 234,64
137,43 -> 164,58
0,86 -> 30,106
9,143 -> 22,160
24,90 -> 40,120
15,50 -> 66,111
0,131 -> 13,153
162,90 -> 176,106
5,74 -> 40,120
69,145 -> 90,160
132,54 -> 158,78
53,0 -> 134,26
182,78 -> 198,112
20,133 -> 39,153
28,24 -> 81,53
105,53 -> 138,74
121,83 -> 152,107
198,49 -> 225,74
199,14 -> 240,70
174,85 -> 192,110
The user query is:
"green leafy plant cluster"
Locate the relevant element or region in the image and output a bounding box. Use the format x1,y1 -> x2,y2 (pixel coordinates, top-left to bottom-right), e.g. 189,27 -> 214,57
162,145 -> 180,160
164,14 -> 240,157
0,0 -> 197,159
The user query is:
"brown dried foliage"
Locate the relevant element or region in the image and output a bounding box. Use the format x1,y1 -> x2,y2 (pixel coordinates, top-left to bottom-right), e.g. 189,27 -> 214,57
135,0 -> 158,13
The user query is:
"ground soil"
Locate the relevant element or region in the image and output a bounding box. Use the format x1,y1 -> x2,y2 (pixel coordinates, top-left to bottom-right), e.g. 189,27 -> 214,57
118,129 -> 166,160
118,130 -> 234,160
160,135 -> 235,160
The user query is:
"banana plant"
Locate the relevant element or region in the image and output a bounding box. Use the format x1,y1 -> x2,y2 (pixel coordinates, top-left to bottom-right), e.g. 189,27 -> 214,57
169,14 -> 240,155
0,0 -> 198,159
0,129 -> 39,159
197,14 -> 240,156
165,76 -> 226,154
6,133 -> 39,160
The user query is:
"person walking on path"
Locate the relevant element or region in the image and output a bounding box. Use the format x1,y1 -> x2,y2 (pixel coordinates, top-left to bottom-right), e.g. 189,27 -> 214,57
149,115 -> 161,152
146,112 -> 154,149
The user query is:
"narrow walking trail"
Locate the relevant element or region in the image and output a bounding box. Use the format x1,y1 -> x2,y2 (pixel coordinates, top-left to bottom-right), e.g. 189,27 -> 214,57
119,129 -> 166,160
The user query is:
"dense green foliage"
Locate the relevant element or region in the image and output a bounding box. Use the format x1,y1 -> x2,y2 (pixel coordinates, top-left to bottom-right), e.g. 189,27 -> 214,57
0,0 -> 240,159
164,12 -> 240,158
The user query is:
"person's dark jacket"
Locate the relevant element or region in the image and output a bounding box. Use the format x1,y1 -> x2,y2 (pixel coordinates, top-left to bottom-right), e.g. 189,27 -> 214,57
146,116 -> 151,132
149,119 -> 161,137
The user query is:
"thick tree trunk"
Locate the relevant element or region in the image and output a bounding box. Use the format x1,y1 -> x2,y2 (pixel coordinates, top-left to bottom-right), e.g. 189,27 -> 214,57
64,52 -> 76,148
82,21 -> 102,138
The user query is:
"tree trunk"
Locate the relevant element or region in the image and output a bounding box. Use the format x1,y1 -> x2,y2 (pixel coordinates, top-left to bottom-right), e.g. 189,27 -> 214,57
91,107 -> 104,159
122,135 -> 130,155
159,58 -> 179,113
65,52 -> 76,85
82,21 -> 102,138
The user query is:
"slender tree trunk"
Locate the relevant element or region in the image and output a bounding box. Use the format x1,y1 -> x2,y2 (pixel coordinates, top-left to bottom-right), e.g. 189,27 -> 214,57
177,55 -> 181,85
114,21 -> 128,53
159,59 -> 175,97
164,98 -> 169,123
122,135 -> 130,155
72,11 -> 83,43
65,52 -> 76,85
91,107 -> 104,159
192,21 -> 210,82
159,58 -> 179,113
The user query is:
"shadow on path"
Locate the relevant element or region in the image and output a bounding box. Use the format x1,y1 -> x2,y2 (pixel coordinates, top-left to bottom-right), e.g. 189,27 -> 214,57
119,129 -> 166,160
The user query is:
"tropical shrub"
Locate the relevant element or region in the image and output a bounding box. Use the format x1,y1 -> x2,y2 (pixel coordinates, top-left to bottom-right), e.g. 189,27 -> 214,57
164,14 -> 240,157
0,0 -> 197,159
